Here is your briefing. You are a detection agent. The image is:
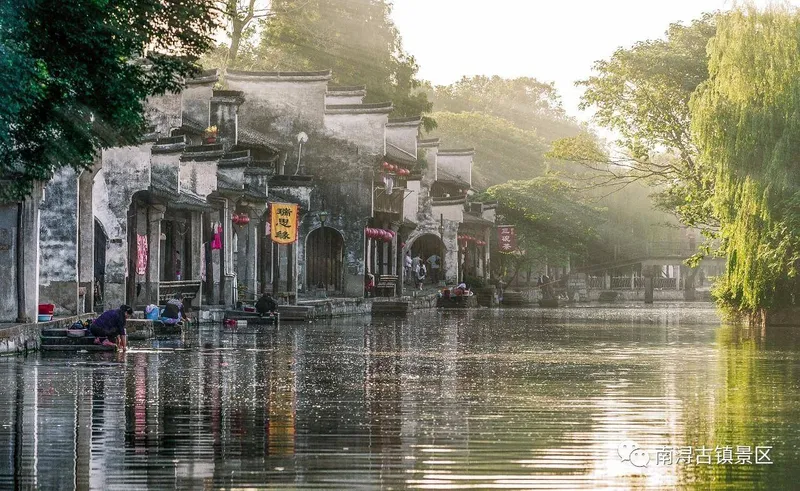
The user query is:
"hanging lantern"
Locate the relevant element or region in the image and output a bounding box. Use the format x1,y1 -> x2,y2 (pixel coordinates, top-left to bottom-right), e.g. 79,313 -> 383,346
366,228 -> 373,239
232,213 -> 241,225
239,214 -> 250,225
382,161 -> 390,169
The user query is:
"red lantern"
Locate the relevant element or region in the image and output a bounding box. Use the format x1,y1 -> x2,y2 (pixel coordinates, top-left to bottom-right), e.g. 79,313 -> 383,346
382,162 -> 390,170
239,214 -> 250,225
366,228 -> 373,239
232,213 -> 241,225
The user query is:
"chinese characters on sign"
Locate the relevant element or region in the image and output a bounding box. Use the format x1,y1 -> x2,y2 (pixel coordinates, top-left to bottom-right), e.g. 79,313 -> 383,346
619,441 -> 773,468
270,203 -> 298,244
497,225 -> 517,252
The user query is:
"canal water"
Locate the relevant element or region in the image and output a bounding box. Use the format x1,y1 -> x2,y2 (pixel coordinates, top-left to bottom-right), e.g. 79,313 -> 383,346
0,303 -> 798,489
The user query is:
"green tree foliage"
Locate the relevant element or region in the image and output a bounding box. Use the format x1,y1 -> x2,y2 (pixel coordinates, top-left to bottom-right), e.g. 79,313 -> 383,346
430,75 -> 582,142
251,0 -> 433,129
691,6 -> 800,318
213,0 -> 269,68
0,0 -> 217,201
484,177 -> 603,278
430,111 -> 548,189
552,14 -> 718,230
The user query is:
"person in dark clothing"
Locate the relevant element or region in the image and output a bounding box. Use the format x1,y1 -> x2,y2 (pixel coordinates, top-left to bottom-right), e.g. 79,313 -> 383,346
91,304 -> 132,350
161,294 -> 187,325
256,293 -> 278,316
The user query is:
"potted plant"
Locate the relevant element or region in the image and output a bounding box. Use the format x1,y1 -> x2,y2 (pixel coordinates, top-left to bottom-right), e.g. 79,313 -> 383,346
204,125 -> 218,144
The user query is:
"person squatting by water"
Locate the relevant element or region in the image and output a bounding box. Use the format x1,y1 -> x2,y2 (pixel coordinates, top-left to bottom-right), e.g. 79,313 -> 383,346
162,294 -> 189,325
90,304 -> 132,350
256,293 -> 278,316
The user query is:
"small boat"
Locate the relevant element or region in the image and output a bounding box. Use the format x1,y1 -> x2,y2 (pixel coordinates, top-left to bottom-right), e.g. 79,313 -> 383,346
538,298 -> 559,308
436,294 -> 478,309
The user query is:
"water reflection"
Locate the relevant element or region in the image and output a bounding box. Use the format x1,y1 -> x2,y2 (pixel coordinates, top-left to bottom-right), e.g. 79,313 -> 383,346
0,305 -> 796,489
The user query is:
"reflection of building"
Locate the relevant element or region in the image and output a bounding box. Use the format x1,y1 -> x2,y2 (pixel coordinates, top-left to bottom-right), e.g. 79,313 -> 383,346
0,67 -> 496,320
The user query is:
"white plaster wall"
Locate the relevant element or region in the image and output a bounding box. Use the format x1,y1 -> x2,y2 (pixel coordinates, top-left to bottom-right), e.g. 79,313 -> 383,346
39,167 -> 79,285
95,145 -> 152,308
482,208 -> 496,223
151,152 -> 181,191
324,113 -> 387,156
404,180 -> 420,223
432,202 -> 464,223
325,93 -> 364,105
218,168 -> 245,188
0,204 -> 18,321
270,186 -> 312,210
182,84 -> 212,127
437,154 -> 473,186
146,91 -> 182,137
227,78 -> 328,135
420,145 -> 438,181
180,161 -> 218,198
386,126 -> 418,159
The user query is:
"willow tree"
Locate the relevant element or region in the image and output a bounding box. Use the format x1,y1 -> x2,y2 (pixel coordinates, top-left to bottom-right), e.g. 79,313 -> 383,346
691,7 -> 800,320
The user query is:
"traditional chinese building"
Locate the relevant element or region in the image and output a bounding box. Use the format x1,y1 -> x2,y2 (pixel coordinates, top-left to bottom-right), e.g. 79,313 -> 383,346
0,67 -> 495,322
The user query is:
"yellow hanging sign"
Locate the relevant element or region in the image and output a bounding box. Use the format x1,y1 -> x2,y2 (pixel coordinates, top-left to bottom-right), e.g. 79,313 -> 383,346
270,203 -> 299,244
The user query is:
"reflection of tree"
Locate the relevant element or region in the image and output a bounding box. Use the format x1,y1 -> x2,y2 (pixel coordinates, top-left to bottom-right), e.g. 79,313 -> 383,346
678,325 -> 793,487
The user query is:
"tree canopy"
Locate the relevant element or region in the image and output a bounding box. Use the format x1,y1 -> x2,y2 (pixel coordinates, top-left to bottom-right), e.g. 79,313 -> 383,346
233,0 -> 434,129
429,111 -> 548,189
691,6 -> 800,318
430,75 -> 581,142
484,177 -> 603,275
0,0 -> 218,201
550,14 -> 718,230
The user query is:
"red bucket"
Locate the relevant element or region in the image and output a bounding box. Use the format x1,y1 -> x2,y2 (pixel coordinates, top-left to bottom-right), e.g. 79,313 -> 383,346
38,304 -> 55,315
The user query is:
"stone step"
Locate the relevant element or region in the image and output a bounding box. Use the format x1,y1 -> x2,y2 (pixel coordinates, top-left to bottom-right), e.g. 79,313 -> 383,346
276,305 -> 313,321
372,301 -> 411,315
41,344 -> 116,352
40,336 -> 100,346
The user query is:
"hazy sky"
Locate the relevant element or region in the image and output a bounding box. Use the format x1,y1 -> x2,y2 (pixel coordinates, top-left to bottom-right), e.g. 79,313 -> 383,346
391,0 -> 796,121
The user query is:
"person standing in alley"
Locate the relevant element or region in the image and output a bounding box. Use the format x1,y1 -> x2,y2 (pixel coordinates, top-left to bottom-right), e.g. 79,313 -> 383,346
404,251 -> 413,284
426,253 -> 441,285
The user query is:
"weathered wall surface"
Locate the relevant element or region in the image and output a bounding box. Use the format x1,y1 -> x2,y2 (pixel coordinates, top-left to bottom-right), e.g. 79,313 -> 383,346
146,91 -> 182,137
95,145 -> 152,309
324,112 -> 387,156
437,152 -> 473,186
0,204 -> 18,321
386,122 -> 419,159
182,71 -> 217,128
404,180 -> 421,223
227,72 -> 330,136
180,160 -> 218,198
432,202 -> 464,223
39,167 -> 80,314
325,87 -> 366,106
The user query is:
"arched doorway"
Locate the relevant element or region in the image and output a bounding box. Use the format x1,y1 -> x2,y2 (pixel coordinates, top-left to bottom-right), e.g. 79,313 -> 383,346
93,219 -> 108,312
409,233 -> 445,285
306,227 -> 344,292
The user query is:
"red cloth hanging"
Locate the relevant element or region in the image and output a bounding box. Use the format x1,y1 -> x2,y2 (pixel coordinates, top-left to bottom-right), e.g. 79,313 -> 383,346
136,235 -> 148,275
211,224 -> 222,250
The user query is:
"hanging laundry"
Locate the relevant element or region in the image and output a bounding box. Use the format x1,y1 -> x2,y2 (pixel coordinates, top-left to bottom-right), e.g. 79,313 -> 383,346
136,235 -> 148,275
211,224 -> 222,250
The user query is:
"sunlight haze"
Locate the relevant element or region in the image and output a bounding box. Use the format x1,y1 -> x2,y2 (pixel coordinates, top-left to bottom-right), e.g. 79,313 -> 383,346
391,0 -> 797,120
